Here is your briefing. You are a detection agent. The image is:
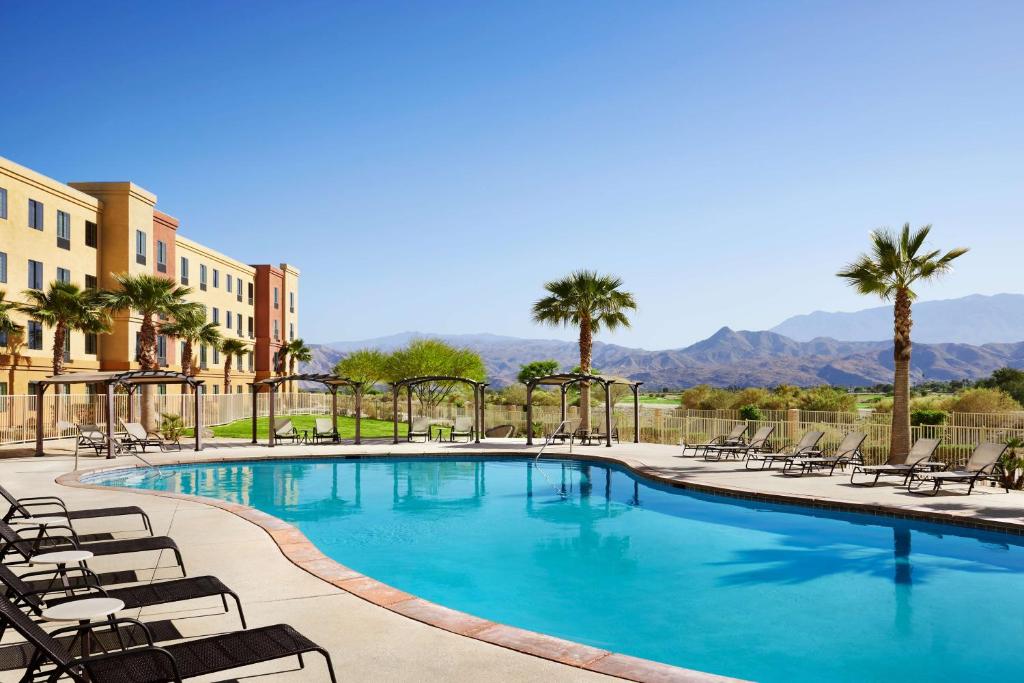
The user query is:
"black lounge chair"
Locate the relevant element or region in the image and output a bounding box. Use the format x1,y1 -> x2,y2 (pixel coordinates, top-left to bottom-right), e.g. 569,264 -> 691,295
75,424 -> 122,458
0,563 -> 246,628
0,521 -> 186,576
548,419 -> 579,445
0,596 -> 337,683
684,423 -> 747,458
782,431 -> 867,476
273,418 -> 301,444
849,438 -> 942,487
705,425 -> 775,462
907,442 -> 1009,496
119,420 -> 171,453
0,484 -> 153,536
745,430 -> 824,470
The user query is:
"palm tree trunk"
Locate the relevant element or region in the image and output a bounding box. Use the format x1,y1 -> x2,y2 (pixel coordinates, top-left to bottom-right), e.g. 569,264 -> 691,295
579,317 -> 592,431
289,358 -> 296,393
891,289 -> 913,459
52,323 -> 67,376
139,314 -> 159,431
224,356 -> 233,394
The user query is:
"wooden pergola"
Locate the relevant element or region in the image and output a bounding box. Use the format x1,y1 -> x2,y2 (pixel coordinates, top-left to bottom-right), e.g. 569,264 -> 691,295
525,372 -> 643,447
390,376 -> 487,444
250,374 -> 366,447
35,370 -> 205,458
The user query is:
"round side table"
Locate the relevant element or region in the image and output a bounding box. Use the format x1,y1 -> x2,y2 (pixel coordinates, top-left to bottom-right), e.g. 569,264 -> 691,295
29,550 -> 95,596
42,597 -> 126,656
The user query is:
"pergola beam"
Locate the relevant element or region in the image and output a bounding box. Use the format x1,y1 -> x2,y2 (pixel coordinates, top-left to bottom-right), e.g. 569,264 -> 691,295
391,376 -> 487,444
524,372 -> 643,447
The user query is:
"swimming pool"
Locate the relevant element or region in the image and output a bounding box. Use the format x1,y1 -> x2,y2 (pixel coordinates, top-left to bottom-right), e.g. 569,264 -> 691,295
87,457 -> 1024,682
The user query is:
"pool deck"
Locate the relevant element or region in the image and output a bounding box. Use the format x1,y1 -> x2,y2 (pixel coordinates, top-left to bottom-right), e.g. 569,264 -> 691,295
3,436 -> 1024,682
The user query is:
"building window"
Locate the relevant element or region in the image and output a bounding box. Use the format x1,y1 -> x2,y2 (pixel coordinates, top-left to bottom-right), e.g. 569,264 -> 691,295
180,257 -> 189,284
212,347 -> 220,365
28,199 -> 44,230
135,230 -> 147,265
28,260 -> 43,290
226,310 -> 232,330
56,211 -> 71,249
237,282 -> 242,303
212,385 -> 219,395
273,320 -> 279,341
0,252 -> 6,284
212,307 -> 220,325
158,384 -> 167,396
248,282 -> 253,305
237,385 -> 243,394
0,188 -> 6,219
199,264 -> 207,291
200,344 -> 208,369
85,332 -> 97,355
248,352 -> 253,372
63,333 -> 71,362
236,313 -> 242,337
273,287 -> 279,309
0,382 -> 7,395
56,267 -> 70,283
248,316 -> 253,338
289,323 -> 294,341
85,274 -> 97,290
226,274 -> 232,293
157,240 -> 167,273
212,269 -> 219,288
289,292 -> 295,313
85,221 -> 97,247
157,335 -> 168,366
28,321 -> 43,350
272,351 -> 278,371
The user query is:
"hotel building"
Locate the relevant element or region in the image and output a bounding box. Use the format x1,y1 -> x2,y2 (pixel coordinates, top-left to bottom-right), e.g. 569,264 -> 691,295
0,156 -> 299,395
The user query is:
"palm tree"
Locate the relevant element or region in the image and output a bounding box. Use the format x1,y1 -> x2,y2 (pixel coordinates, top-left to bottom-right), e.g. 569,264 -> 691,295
285,338 -> 312,393
18,282 -> 110,376
98,274 -> 194,429
532,270 -> 636,430
838,224 -> 968,458
0,291 -> 24,403
159,304 -> 220,381
220,338 -> 249,394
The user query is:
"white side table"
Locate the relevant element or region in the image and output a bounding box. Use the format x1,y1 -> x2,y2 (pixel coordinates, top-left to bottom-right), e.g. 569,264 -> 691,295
29,550 -> 94,596
42,597 -> 126,656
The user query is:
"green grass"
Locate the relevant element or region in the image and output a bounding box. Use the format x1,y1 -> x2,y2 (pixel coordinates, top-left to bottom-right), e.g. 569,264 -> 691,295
638,395 -> 680,405
195,415 -> 406,440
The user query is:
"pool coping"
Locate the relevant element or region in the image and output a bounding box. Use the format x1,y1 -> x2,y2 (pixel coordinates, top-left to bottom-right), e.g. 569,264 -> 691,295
57,448 -> 1024,682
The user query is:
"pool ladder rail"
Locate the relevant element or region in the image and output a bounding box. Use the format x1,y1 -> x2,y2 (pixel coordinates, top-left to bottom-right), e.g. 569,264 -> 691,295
532,420 -> 573,499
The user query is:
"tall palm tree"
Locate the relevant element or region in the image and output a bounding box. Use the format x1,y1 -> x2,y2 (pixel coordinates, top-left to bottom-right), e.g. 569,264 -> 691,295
98,274 -> 194,429
532,270 -> 637,430
838,224 -> 968,458
220,338 -> 249,394
0,291 -> 24,401
18,282 -> 110,376
159,304 -> 219,380
285,338 -> 312,393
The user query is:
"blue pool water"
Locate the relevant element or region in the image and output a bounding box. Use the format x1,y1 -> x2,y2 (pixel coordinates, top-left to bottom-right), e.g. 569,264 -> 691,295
88,457 -> 1024,682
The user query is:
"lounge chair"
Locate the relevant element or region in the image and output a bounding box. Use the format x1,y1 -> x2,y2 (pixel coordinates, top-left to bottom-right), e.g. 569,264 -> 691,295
782,431 -> 867,476
74,424 -> 120,458
907,442 -> 1009,496
684,423 -> 746,458
705,425 -> 775,462
0,596 -> 337,683
450,416 -> 474,442
0,521 -> 186,576
485,424 -> 515,438
0,563 -> 247,628
407,417 -> 430,443
744,430 -> 824,470
848,438 -> 942,487
273,418 -> 300,444
119,420 -> 169,453
313,418 -> 338,444
0,484 -> 153,536
549,419 -> 580,444
591,419 -> 620,444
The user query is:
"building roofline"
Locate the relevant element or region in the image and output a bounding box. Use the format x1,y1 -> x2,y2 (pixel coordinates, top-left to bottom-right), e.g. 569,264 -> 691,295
0,155 -> 102,212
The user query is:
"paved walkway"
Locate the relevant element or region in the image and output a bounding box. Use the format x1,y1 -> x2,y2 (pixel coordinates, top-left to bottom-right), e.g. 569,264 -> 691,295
1,436 -> 1022,682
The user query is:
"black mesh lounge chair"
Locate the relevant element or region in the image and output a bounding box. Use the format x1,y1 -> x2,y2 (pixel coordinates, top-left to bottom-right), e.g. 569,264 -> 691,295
548,419 -> 579,445
907,442 -> 1009,496
450,416 -> 474,442
75,424 -> 121,458
0,521 -> 186,576
0,596 -> 337,683
407,417 -> 430,443
119,420 -> 170,453
591,419 -> 619,444
313,418 -> 338,444
684,423 -> 746,458
0,484 -> 153,536
782,431 -> 867,476
745,430 -> 824,470
849,438 -> 942,487
0,563 -> 246,628
705,425 -> 775,462
273,418 -> 301,444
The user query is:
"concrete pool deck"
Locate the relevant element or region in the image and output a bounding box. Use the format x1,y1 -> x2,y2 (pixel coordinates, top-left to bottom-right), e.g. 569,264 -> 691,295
2,437 -> 1024,682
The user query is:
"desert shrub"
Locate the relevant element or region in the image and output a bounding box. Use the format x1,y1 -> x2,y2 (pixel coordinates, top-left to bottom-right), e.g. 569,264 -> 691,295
946,388 -> 1023,413
797,386 -> 857,412
680,385 -> 734,410
730,388 -> 770,409
910,409 -> 947,426
764,384 -> 803,410
739,404 -> 763,421
999,437 -> 1024,490
159,413 -> 186,442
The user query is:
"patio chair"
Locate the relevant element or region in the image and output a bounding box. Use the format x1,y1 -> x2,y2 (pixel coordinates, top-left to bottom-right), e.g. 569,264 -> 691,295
313,418 -> 338,444
744,430 -> 824,470
75,424 -> 119,458
0,520 -> 186,577
273,418 -> 300,444
782,431 -> 867,476
705,425 -> 775,462
450,416 -> 474,442
0,596 -> 337,683
684,423 -> 746,458
119,420 -> 169,453
591,418 -> 619,444
0,562 -> 247,629
848,438 -> 942,487
407,417 -> 430,443
0,484 -> 153,536
485,424 -> 515,438
548,419 -> 579,444
907,442 -> 1009,496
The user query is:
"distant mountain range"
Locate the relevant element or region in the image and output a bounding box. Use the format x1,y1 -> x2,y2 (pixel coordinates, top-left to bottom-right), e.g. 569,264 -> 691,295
300,294 -> 1024,388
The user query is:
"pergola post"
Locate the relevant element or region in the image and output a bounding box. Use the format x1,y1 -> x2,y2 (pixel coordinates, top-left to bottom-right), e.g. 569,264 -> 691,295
392,385 -> 399,444
331,386 -> 339,442
479,384 -> 486,440
250,384 -> 258,444
127,385 -> 136,423
34,382 -> 46,457
268,384 -> 276,447
472,382 -> 480,444
526,383 -> 534,446
632,384 -> 640,443
354,385 -> 363,445
194,382 -> 203,451
406,386 -> 413,436
560,386 -> 567,423
604,381 -> 612,447
105,382 -> 116,459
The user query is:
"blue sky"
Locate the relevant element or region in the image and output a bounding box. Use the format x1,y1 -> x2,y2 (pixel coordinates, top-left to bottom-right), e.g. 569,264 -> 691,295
2,1 -> 1021,349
